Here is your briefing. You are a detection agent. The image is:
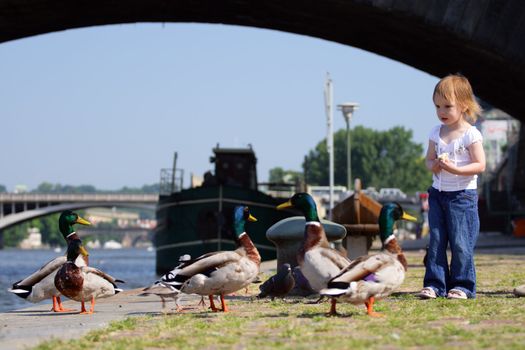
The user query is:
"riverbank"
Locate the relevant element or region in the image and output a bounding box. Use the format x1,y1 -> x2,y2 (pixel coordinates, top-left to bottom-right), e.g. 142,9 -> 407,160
0,260 -> 276,349
0,289 -> 171,349
2,250 -> 525,349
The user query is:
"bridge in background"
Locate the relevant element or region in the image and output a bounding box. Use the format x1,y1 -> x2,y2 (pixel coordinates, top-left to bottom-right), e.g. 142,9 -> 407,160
0,193 -> 158,231
77,227 -> 152,248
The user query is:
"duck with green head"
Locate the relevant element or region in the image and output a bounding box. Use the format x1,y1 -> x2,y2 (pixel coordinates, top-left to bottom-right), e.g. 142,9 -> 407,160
159,206 -> 260,312
8,210 -> 91,312
320,202 -> 417,316
55,239 -> 124,314
277,193 -> 351,292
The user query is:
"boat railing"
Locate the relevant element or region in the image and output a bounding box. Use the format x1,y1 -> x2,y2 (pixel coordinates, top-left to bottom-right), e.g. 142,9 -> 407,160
159,168 -> 184,196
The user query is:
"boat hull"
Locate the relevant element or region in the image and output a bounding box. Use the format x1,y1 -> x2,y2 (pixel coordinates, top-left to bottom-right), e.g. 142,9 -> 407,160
154,186 -> 293,274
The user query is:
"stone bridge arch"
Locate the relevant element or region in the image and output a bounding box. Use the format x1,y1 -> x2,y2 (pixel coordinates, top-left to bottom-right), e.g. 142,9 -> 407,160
0,203 -> 155,231
1,0 -> 524,121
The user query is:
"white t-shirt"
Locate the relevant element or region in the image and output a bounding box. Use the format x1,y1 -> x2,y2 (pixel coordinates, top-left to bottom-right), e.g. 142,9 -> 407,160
429,125 -> 483,191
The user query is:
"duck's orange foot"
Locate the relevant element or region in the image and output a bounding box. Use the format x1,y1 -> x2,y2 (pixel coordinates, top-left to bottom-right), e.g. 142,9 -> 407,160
367,311 -> 385,318
364,297 -> 384,318
79,310 -> 94,315
52,296 -> 75,312
55,307 -> 76,312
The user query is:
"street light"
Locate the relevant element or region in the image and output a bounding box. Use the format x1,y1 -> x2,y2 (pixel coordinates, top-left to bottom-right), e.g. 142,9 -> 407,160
337,102 -> 359,191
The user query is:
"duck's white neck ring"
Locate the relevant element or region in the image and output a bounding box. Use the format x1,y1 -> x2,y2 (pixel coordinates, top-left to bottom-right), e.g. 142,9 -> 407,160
238,232 -> 247,238
383,234 -> 395,245
66,232 -> 76,238
306,221 -> 321,227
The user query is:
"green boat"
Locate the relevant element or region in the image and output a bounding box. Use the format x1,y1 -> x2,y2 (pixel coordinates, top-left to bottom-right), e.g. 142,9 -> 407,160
154,147 -> 295,275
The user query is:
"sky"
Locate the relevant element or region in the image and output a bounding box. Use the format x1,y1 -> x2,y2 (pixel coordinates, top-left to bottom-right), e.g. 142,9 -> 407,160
0,23 -> 439,192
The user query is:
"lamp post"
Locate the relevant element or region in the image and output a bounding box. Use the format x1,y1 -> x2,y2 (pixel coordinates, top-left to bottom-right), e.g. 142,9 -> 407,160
337,102 -> 359,191
324,73 -> 334,219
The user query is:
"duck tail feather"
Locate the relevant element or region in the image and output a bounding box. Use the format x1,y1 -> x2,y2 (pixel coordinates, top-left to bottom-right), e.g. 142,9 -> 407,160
7,285 -> 32,299
319,288 -> 347,297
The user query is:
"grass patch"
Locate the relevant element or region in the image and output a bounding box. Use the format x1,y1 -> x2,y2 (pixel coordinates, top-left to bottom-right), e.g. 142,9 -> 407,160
33,251 -> 525,350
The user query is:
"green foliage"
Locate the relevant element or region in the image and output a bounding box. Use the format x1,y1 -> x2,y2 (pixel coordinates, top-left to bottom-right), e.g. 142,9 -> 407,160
2,223 -> 28,247
30,182 -> 159,194
116,184 -> 160,194
0,184 -> 6,193
268,167 -> 303,184
305,126 -> 431,193
33,182 -> 97,193
2,212 -> 80,247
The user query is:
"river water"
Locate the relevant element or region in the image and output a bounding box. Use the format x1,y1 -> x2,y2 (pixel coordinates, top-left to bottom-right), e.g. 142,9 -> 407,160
0,248 -> 157,312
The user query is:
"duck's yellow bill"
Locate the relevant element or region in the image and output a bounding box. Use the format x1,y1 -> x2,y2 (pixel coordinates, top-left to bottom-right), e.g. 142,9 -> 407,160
248,214 -> 257,222
76,216 -> 91,226
277,200 -> 293,210
402,212 -> 417,222
79,245 -> 89,257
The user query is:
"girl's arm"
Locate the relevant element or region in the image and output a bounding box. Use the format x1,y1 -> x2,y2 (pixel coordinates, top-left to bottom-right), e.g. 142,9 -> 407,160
425,140 -> 441,174
439,141 -> 486,175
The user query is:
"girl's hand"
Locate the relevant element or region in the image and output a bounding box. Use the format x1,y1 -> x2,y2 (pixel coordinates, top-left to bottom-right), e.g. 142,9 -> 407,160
430,159 -> 441,174
438,158 -> 458,173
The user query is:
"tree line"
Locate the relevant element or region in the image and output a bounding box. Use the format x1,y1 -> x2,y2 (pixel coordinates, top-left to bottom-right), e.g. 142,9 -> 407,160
0,182 -> 159,194
270,125 -> 431,194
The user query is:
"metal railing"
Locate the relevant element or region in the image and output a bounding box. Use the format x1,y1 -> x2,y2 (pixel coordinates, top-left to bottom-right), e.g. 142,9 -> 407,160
159,168 -> 184,196
0,193 -> 158,203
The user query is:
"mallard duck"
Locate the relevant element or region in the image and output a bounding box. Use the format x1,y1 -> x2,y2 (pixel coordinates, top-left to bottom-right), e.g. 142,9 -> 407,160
320,202 -> 417,316
257,263 -> 295,300
8,210 -> 91,312
276,193 -> 351,292
55,239 -> 124,314
140,254 -> 191,313
166,206 -> 260,312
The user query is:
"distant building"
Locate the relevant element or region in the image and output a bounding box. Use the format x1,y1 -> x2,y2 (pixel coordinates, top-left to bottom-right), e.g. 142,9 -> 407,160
478,106 -> 520,174
85,208 -> 156,229
307,185 -> 350,219
19,227 -> 42,249
14,184 -> 28,194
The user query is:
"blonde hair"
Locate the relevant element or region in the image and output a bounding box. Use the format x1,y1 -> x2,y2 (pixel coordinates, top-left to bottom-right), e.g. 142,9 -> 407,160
433,74 -> 482,123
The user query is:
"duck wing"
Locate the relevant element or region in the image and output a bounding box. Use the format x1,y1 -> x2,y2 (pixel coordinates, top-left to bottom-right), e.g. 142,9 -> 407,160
178,251 -> 242,278
80,266 -> 125,284
141,281 -> 178,296
329,254 -> 391,285
319,248 -> 351,270
13,256 -> 66,288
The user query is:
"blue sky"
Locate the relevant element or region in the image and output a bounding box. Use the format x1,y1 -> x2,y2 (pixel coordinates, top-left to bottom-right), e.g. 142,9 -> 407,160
0,23 -> 439,191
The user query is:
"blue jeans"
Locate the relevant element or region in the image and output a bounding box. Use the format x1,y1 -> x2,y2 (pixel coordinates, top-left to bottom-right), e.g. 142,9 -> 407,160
424,187 -> 480,298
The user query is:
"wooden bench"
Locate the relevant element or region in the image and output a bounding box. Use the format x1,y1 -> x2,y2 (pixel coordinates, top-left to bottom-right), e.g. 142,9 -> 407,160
332,179 -> 381,259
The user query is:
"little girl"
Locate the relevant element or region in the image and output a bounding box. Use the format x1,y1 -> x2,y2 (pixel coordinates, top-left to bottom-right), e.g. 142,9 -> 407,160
418,74 -> 486,300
